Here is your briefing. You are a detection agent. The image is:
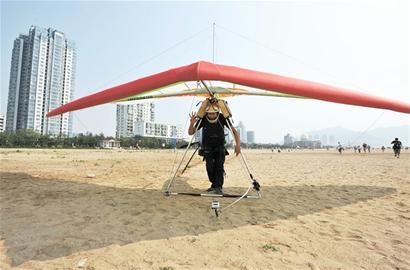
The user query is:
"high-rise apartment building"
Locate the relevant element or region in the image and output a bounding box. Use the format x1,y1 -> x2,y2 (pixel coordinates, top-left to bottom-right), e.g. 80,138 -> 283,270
116,103 -> 155,138
284,133 -> 294,146
247,131 -> 255,144
6,26 -> 76,136
236,121 -> 247,143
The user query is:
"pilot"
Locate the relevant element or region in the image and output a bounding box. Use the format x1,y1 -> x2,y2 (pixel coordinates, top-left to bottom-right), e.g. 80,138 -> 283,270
188,98 -> 240,195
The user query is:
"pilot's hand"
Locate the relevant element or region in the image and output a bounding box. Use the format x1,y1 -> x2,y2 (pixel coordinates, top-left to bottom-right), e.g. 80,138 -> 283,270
189,112 -> 197,124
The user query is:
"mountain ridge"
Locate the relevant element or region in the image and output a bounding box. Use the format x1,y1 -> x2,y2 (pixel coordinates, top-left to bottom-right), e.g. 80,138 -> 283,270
305,125 -> 409,147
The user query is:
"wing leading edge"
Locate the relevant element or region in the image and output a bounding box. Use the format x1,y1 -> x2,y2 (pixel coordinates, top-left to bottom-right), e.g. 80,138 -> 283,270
47,61 -> 410,116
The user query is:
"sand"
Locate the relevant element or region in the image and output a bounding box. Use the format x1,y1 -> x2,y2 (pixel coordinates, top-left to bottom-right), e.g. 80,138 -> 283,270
0,148 -> 409,270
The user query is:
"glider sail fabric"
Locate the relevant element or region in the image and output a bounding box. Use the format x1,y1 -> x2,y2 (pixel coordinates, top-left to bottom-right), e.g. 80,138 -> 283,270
117,81 -> 303,102
47,61 -> 410,116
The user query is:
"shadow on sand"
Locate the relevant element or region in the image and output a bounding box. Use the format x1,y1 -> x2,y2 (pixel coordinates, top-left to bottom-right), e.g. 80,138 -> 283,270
0,172 -> 396,266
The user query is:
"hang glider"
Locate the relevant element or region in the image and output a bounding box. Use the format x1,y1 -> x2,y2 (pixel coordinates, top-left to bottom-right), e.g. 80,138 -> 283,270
47,61 -> 410,117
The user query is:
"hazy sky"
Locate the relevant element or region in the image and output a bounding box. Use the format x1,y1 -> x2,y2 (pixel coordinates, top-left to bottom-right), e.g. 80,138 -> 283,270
1,1 -> 409,143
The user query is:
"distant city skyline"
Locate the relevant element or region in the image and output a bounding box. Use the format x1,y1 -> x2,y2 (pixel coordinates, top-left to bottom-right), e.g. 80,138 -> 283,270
1,2 -> 409,143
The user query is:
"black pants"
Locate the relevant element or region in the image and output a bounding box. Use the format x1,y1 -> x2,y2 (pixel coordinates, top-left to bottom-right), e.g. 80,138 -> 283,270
204,146 -> 225,189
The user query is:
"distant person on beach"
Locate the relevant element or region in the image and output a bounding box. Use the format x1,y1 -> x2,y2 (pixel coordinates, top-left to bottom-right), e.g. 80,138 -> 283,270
362,143 -> 367,153
357,145 -> 362,153
337,142 -> 344,154
381,146 -> 385,152
189,99 -> 240,195
367,145 -> 371,153
353,146 -> 357,153
391,138 -> 402,158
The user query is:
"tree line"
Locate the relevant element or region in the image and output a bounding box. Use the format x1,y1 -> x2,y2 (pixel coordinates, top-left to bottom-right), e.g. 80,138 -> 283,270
0,130 -> 184,149
0,130 -> 284,149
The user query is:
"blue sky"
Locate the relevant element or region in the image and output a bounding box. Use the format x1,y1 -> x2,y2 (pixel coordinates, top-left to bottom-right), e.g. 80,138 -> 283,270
1,1 -> 409,143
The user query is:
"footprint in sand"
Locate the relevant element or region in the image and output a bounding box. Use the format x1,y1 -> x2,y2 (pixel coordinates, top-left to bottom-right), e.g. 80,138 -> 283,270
346,232 -> 366,243
307,262 -> 318,270
308,252 -> 318,258
329,224 -> 341,235
391,239 -> 403,245
398,214 -> 410,220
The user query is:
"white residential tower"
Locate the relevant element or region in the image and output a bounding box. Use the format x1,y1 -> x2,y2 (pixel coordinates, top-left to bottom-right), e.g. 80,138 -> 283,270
6,26 -> 76,136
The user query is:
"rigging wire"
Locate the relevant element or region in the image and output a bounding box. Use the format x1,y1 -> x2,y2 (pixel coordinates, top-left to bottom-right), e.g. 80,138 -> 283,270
217,24 -> 365,90
349,111 -> 385,146
216,23 -> 388,148
212,22 -> 216,63
73,113 -> 89,133
166,88 -> 198,185
219,124 -> 261,213
91,25 -> 212,91
72,25 -> 212,136
72,113 -> 99,176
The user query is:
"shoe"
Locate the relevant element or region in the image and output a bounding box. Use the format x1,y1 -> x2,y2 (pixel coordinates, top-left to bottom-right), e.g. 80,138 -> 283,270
208,187 -> 223,195
206,186 -> 215,192
215,187 -> 224,195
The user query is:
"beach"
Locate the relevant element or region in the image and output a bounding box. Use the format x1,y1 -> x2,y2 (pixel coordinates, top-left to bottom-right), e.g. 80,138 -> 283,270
0,148 -> 409,270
